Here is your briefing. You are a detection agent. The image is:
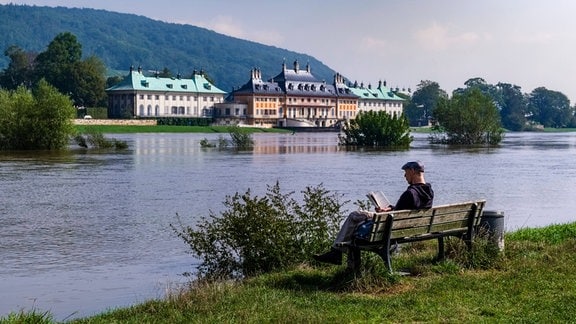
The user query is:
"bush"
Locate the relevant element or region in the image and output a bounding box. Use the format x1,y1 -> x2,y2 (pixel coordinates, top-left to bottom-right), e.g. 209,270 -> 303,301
431,88 -> 504,145
73,131 -> 128,149
0,79 -> 75,150
338,111 -> 412,148
172,182 -> 347,280
228,125 -> 254,150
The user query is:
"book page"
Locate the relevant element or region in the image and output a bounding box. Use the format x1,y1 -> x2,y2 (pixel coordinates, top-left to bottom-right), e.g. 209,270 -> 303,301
366,191 -> 391,209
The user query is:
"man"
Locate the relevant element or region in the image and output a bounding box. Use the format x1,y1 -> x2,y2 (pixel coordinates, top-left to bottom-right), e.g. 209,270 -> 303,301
313,161 -> 434,265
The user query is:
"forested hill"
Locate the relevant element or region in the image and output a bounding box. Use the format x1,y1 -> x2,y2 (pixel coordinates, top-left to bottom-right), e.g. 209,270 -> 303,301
0,4 -> 336,91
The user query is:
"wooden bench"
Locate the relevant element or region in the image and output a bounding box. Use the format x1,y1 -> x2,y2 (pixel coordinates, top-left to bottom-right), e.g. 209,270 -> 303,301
342,200 -> 486,273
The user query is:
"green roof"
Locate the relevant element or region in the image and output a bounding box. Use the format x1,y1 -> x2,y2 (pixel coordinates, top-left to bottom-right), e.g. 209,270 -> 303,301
106,71 -> 226,95
347,84 -> 404,101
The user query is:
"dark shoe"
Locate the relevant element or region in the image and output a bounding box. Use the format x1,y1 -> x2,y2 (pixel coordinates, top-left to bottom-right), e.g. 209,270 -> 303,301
313,248 -> 342,265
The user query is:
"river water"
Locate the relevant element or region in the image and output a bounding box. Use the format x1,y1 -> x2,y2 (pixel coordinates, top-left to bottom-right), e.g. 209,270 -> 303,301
1,131 -> 575,320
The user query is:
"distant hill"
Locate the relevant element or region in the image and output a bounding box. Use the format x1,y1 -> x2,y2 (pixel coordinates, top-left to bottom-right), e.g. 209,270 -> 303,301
0,4 -> 337,91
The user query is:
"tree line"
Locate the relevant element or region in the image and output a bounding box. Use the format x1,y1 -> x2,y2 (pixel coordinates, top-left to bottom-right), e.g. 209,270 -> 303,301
403,78 -> 576,130
0,32 -> 107,108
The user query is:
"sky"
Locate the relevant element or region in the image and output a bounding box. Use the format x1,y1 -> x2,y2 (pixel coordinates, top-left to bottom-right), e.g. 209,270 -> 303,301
3,0 -> 576,102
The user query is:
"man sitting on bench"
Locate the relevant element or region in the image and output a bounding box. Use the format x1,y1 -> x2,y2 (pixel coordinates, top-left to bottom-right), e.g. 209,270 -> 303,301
313,161 -> 435,265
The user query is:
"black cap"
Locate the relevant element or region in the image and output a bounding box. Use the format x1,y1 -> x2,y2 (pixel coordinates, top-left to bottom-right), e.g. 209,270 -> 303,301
402,161 -> 424,172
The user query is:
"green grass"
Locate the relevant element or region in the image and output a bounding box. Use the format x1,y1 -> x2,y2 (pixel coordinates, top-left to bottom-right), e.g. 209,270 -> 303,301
5,222 -> 576,323
541,127 -> 576,132
74,125 -> 290,134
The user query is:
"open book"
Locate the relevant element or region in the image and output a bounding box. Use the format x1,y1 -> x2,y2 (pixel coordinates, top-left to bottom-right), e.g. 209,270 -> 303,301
366,191 -> 392,209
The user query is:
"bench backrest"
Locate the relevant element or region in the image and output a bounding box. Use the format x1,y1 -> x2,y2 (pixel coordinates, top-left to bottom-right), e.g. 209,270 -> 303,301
366,200 -> 486,242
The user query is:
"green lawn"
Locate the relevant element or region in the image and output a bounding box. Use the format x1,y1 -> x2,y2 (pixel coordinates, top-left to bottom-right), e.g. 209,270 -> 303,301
5,222 -> 576,323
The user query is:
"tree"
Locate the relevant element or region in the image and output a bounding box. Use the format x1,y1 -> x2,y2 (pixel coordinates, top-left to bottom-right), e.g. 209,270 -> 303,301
0,45 -> 36,90
432,88 -> 503,145
0,79 -> 76,150
34,32 -> 107,107
69,56 -> 107,107
34,32 -> 82,90
408,80 -> 448,126
527,87 -> 573,128
339,110 -> 412,148
454,77 -> 500,103
497,83 -> 527,131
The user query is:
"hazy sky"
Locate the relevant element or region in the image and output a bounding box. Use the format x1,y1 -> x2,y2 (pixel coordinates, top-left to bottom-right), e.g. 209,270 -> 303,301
3,0 -> 576,102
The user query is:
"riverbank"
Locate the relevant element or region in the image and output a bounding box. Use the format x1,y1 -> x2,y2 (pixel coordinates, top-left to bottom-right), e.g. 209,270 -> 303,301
5,222 -> 576,323
73,121 -> 576,134
74,124 -> 290,134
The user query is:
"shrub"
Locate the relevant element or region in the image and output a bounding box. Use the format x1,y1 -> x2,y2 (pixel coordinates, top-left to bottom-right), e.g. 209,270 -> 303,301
199,138 -> 214,148
172,182 -> 347,280
73,131 -> 128,149
228,125 -> 254,150
338,111 -> 412,148
431,88 -> 504,145
0,79 -> 75,150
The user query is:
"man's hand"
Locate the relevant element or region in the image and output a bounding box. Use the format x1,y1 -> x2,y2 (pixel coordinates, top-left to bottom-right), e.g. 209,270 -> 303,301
375,205 -> 392,212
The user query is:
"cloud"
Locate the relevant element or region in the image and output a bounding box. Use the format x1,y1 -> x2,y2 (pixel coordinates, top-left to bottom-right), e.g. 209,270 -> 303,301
360,36 -> 388,50
414,22 -> 481,51
514,31 -> 554,44
193,15 -> 283,47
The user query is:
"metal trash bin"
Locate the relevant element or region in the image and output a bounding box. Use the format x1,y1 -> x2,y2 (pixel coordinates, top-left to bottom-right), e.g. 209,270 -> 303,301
479,210 -> 505,251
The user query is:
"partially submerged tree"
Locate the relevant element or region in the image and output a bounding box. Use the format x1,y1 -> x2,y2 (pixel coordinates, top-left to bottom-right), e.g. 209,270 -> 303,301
0,79 -> 75,150
432,88 -> 503,145
227,125 -> 254,150
339,110 -> 412,148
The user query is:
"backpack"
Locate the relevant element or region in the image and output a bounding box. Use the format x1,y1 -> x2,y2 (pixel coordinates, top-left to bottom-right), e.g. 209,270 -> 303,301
355,219 -> 374,240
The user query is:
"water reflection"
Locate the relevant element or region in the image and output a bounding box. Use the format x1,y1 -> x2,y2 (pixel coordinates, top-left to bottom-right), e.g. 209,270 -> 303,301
1,131 -> 575,321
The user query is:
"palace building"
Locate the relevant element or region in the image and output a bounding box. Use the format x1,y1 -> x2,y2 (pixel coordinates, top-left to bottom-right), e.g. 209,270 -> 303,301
214,61 -> 405,128
214,60 -> 352,128
106,66 -> 226,119
348,80 -> 405,116
106,63 -> 405,128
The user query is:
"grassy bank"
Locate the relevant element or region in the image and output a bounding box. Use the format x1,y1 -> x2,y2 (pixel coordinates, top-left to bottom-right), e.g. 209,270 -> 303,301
74,125 -> 290,134
5,222 -> 576,323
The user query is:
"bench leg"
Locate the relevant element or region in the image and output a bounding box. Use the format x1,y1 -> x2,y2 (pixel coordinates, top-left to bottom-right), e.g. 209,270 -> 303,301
374,247 -> 393,273
437,237 -> 445,260
347,248 -> 361,272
